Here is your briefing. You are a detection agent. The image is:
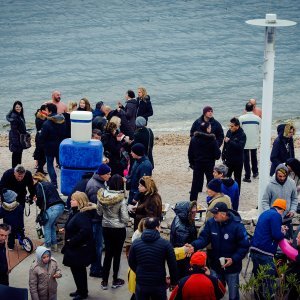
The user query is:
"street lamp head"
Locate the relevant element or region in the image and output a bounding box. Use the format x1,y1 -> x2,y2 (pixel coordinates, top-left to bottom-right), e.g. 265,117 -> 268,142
246,13 -> 296,27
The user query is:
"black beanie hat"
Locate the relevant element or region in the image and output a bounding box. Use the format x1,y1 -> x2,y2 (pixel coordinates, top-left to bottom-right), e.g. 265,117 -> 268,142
131,143 -> 145,156
207,179 -> 222,193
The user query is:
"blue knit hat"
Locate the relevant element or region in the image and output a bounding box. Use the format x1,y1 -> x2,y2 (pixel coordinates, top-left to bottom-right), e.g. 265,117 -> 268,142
2,189 -> 17,203
96,163 -> 111,175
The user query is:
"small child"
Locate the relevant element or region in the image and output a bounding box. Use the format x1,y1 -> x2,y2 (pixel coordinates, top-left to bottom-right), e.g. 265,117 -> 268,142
0,189 -> 24,250
29,246 -> 62,300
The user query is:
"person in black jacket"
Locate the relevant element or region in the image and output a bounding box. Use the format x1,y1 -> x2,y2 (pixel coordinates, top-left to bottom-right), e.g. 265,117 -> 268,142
128,217 -> 178,300
136,87 -> 153,123
33,172 -> 65,250
39,103 -> 66,188
6,101 -> 27,167
62,191 -> 96,300
190,106 -> 224,148
170,201 -> 197,279
0,223 -> 10,286
270,123 -> 295,176
188,121 -> 221,201
222,117 -> 246,193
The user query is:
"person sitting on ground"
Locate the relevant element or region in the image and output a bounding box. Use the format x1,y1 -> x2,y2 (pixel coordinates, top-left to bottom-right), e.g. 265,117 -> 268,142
169,251 -> 226,300
0,189 -> 24,251
29,246 -> 62,300
213,164 -> 240,211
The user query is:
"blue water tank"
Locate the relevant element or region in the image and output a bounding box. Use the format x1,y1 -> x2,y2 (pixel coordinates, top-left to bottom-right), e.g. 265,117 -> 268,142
59,138 -> 103,169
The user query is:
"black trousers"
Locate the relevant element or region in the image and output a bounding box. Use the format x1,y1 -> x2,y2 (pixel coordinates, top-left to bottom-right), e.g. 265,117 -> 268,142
0,273 -> 9,286
70,266 -> 88,296
12,151 -> 22,168
8,228 -> 24,249
135,284 -> 166,300
243,149 -> 258,179
190,162 -> 214,201
226,162 -> 243,194
102,227 -> 126,282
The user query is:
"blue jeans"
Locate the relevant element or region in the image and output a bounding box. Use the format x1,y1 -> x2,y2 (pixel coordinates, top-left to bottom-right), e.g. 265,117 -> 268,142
46,155 -> 58,187
43,204 -> 64,247
251,252 -> 277,299
90,222 -> 103,274
211,269 -> 240,300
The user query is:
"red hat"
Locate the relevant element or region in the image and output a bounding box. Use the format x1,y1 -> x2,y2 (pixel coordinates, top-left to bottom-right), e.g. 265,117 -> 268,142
190,251 -> 207,267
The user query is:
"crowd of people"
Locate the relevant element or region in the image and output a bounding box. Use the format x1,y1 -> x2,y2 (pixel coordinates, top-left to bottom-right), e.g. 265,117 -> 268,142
0,91 -> 299,300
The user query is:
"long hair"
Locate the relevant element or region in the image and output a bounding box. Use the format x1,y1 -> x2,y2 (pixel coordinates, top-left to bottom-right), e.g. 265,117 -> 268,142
71,191 -> 89,209
67,101 -> 78,112
139,176 -> 158,195
32,172 -> 48,182
109,116 -> 121,129
138,87 -> 147,101
12,101 -> 25,119
79,98 -> 92,111
109,174 -> 124,191
105,121 -> 117,134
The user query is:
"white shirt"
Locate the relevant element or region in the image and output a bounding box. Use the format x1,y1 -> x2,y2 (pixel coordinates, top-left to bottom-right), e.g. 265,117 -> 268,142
239,112 -> 261,149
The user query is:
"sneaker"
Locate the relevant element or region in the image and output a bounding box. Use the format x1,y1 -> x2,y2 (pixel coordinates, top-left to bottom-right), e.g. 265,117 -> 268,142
242,178 -> 251,183
253,173 -> 259,178
69,291 -> 79,297
101,281 -> 108,290
112,278 -> 125,289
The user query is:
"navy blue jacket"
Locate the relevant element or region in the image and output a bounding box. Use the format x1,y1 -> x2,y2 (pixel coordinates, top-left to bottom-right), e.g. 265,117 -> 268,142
128,229 -> 178,286
136,96 -> 153,122
251,208 -> 284,255
0,203 -> 24,230
221,178 -> 240,211
192,210 -> 249,274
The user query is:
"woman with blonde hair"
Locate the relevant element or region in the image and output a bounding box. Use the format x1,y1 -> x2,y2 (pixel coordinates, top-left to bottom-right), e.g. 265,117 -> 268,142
62,191 -> 96,300
32,172 -> 65,251
132,176 -> 162,230
78,97 -> 92,112
136,87 -> 153,123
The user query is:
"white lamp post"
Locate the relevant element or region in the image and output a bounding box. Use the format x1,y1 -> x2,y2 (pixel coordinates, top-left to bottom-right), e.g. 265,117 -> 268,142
246,14 -> 296,214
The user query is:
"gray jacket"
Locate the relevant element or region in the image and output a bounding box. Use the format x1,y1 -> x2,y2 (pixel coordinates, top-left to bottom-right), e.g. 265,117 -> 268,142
262,165 -> 298,216
97,188 -> 129,228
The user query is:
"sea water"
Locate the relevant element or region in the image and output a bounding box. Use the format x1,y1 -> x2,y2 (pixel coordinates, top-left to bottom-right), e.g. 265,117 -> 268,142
0,0 -> 299,133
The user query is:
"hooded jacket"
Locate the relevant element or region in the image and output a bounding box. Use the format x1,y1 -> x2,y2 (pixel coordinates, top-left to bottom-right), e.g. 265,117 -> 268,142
33,110 -> 48,161
96,188 -> 129,228
0,200 -> 24,230
29,246 -> 61,300
270,123 -> 295,176
39,113 -> 66,156
188,132 -> 221,169
120,98 -> 138,133
6,110 -> 27,153
192,210 -> 249,274
170,201 -> 197,247
190,115 -> 224,148
221,178 -> 240,211
262,164 -> 298,216
136,95 -> 153,122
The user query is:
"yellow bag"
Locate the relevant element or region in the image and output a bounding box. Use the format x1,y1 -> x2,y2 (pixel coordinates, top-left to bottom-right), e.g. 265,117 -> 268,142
128,268 -> 136,293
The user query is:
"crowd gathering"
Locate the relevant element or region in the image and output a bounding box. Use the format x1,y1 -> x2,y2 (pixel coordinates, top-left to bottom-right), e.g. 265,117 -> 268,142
0,90 -> 300,300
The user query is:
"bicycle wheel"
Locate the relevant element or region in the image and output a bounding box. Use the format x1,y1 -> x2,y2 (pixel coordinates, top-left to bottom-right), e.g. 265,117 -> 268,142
22,237 -> 33,253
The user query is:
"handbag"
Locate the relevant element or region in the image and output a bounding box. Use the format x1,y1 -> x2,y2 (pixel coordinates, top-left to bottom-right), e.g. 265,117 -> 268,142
20,132 -> 31,149
35,183 -> 49,226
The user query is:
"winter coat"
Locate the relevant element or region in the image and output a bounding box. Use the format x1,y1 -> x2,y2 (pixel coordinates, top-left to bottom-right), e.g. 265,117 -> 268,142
206,193 -> 232,222
29,249 -> 61,300
192,210 -> 249,274
190,116 -> 224,148
239,112 -> 261,149
97,188 -> 129,228
128,229 -> 178,286
85,174 -> 107,223
136,95 -> 153,122
62,204 -> 96,267
222,127 -> 246,165
0,243 -> 8,276
188,132 -> 221,169
262,164 -> 298,216
134,192 -> 162,230
121,98 -> 138,133
35,182 -> 64,210
33,111 -> 47,161
133,127 -> 154,167
0,168 -> 35,206
170,201 -> 197,247
0,201 -> 24,230
39,113 -> 66,157
270,123 -> 295,176
6,110 -> 27,153
221,178 -> 240,211
251,208 -> 284,256
107,109 -> 134,139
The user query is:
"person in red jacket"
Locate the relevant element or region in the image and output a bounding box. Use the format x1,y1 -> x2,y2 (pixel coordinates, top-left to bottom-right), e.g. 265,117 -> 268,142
169,251 -> 226,300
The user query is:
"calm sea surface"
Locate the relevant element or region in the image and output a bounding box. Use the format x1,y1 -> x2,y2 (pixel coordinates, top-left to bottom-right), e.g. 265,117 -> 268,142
0,0 -> 299,132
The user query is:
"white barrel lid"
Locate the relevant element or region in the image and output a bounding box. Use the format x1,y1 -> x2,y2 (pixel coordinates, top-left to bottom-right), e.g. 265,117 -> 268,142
70,111 -> 93,121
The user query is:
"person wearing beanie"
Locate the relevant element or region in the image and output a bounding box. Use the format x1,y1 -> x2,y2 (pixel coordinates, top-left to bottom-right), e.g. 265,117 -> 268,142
188,121 -> 221,201
213,164 -> 240,211
191,201 -> 249,300
0,189 -> 25,250
126,143 -> 153,205
132,118 -> 154,167
29,246 -> 62,300
169,251 -> 226,300
250,198 -> 288,299
190,105 -> 224,148
62,192 -> 96,300
205,179 -> 232,222
85,164 -> 111,278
